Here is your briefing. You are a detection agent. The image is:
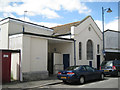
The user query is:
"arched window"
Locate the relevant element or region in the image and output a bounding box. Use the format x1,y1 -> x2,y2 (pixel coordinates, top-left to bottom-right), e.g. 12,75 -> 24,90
87,40 -> 93,60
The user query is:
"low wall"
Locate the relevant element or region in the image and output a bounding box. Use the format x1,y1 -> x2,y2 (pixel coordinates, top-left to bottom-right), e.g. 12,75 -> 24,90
23,71 -> 48,81
54,64 -> 64,74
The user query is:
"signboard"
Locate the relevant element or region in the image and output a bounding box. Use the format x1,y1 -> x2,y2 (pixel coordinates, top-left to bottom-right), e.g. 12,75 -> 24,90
3,55 -> 9,58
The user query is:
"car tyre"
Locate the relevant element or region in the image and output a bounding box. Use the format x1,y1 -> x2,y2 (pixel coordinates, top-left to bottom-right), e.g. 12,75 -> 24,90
63,80 -> 67,84
117,71 -> 120,77
101,73 -> 104,80
79,76 -> 85,84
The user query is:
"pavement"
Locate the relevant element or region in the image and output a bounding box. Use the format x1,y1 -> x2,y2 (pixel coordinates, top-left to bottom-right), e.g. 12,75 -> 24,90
1,75 -> 62,89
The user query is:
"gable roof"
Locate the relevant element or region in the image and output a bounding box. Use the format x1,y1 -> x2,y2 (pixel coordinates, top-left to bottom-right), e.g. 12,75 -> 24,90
51,15 -> 92,35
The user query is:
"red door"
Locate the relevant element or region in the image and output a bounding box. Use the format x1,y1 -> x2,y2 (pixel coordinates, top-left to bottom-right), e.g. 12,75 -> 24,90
1,51 -> 11,83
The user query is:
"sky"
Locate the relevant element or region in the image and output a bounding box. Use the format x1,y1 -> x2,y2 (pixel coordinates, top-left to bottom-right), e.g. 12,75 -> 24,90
0,0 -> 119,31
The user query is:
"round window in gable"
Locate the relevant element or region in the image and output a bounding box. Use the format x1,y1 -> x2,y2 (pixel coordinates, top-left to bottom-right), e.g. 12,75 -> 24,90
88,27 -> 91,31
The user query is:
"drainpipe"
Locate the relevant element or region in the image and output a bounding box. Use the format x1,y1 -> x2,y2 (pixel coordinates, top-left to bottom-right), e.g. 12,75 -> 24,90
19,50 -> 23,82
19,50 -> 21,81
23,25 -> 25,33
74,40 -> 76,66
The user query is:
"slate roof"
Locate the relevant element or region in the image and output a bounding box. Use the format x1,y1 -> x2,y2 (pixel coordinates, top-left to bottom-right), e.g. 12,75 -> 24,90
51,15 -> 91,35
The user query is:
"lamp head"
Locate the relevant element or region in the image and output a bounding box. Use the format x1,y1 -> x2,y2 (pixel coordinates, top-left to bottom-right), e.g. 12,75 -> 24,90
107,8 -> 112,13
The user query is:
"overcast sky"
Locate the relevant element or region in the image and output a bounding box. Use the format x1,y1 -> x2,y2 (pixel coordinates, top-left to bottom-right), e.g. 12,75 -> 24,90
0,0 -> 119,31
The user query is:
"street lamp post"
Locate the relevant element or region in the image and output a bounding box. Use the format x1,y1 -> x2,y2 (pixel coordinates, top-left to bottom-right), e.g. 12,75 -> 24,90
23,11 -> 28,32
102,7 -> 112,59
24,11 -> 28,21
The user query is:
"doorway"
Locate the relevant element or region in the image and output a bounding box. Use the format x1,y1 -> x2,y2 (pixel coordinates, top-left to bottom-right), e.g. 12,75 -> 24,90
48,53 -> 54,75
89,61 -> 92,67
97,55 -> 100,70
63,54 -> 70,70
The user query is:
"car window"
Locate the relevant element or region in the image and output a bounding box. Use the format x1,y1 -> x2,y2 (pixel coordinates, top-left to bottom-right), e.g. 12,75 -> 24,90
114,60 -> 120,65
85,66 -> 95,72
101,61 -> 113,66
81,66 -> 87,71
65,66 -> 80,70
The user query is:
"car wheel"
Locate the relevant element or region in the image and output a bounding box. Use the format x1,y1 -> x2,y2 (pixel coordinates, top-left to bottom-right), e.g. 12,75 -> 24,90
63,80 -> 67,84
117,72 -> 120,77
101,73 -> 104,80
79,76 -> 85,84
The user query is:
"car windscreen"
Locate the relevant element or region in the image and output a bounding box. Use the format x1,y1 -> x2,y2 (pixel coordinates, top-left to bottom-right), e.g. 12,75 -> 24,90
101,61 -> 113,66
65,66 -> 80,70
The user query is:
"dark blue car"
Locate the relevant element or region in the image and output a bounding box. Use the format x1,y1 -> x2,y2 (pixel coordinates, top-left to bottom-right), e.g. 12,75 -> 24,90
57,65 -> 104,84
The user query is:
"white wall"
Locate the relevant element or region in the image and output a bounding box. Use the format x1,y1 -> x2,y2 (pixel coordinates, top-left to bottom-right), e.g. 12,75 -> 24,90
9,34 -> 23,80
0,18 -> 53,49
53,53 -> 63,74
49,42 -> 74,66
0,22 -> 9,49
105,31 -> 119,52
54,53 -> 63,65
9,34 -> 23,50
73,17 -> 103,68
9,20 -> 23,34
22,35 -> 30,72
11,53 -> 19,80
30,37 -> 48,72
9,20 -> 53,35
22,35 -> 48,72
9,34 -> 48,73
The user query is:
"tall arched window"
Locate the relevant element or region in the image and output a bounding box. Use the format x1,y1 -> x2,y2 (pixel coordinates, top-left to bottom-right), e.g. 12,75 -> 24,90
87,40 -> 93,60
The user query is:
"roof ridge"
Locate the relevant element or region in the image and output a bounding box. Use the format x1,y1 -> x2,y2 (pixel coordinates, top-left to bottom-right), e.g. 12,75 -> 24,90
51,21 -> 81,28
51,15 -> 91,28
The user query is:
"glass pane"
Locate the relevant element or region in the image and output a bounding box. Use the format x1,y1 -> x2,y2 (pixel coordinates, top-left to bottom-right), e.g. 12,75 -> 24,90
65,66 -> 80,70
87,40 -> 93,60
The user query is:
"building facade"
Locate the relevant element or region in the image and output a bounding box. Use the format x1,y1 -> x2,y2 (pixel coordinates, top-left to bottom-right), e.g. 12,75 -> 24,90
0,17 -> 74,81
0,16 -> 103,81
52,16 -> 103,70
104,30 -> 120,60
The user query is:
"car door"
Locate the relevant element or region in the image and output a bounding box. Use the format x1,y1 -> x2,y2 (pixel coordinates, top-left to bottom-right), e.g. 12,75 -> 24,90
85,66 -> 96,80
77,66 -> 90,81
80,66 -> 91,81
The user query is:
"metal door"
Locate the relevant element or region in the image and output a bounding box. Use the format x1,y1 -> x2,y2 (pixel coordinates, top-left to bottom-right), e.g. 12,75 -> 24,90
2,52 -> 11,83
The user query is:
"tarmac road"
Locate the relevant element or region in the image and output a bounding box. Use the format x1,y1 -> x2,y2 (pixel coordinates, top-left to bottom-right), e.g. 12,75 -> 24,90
38,77 -> 120,88
2,76 -> 120,90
